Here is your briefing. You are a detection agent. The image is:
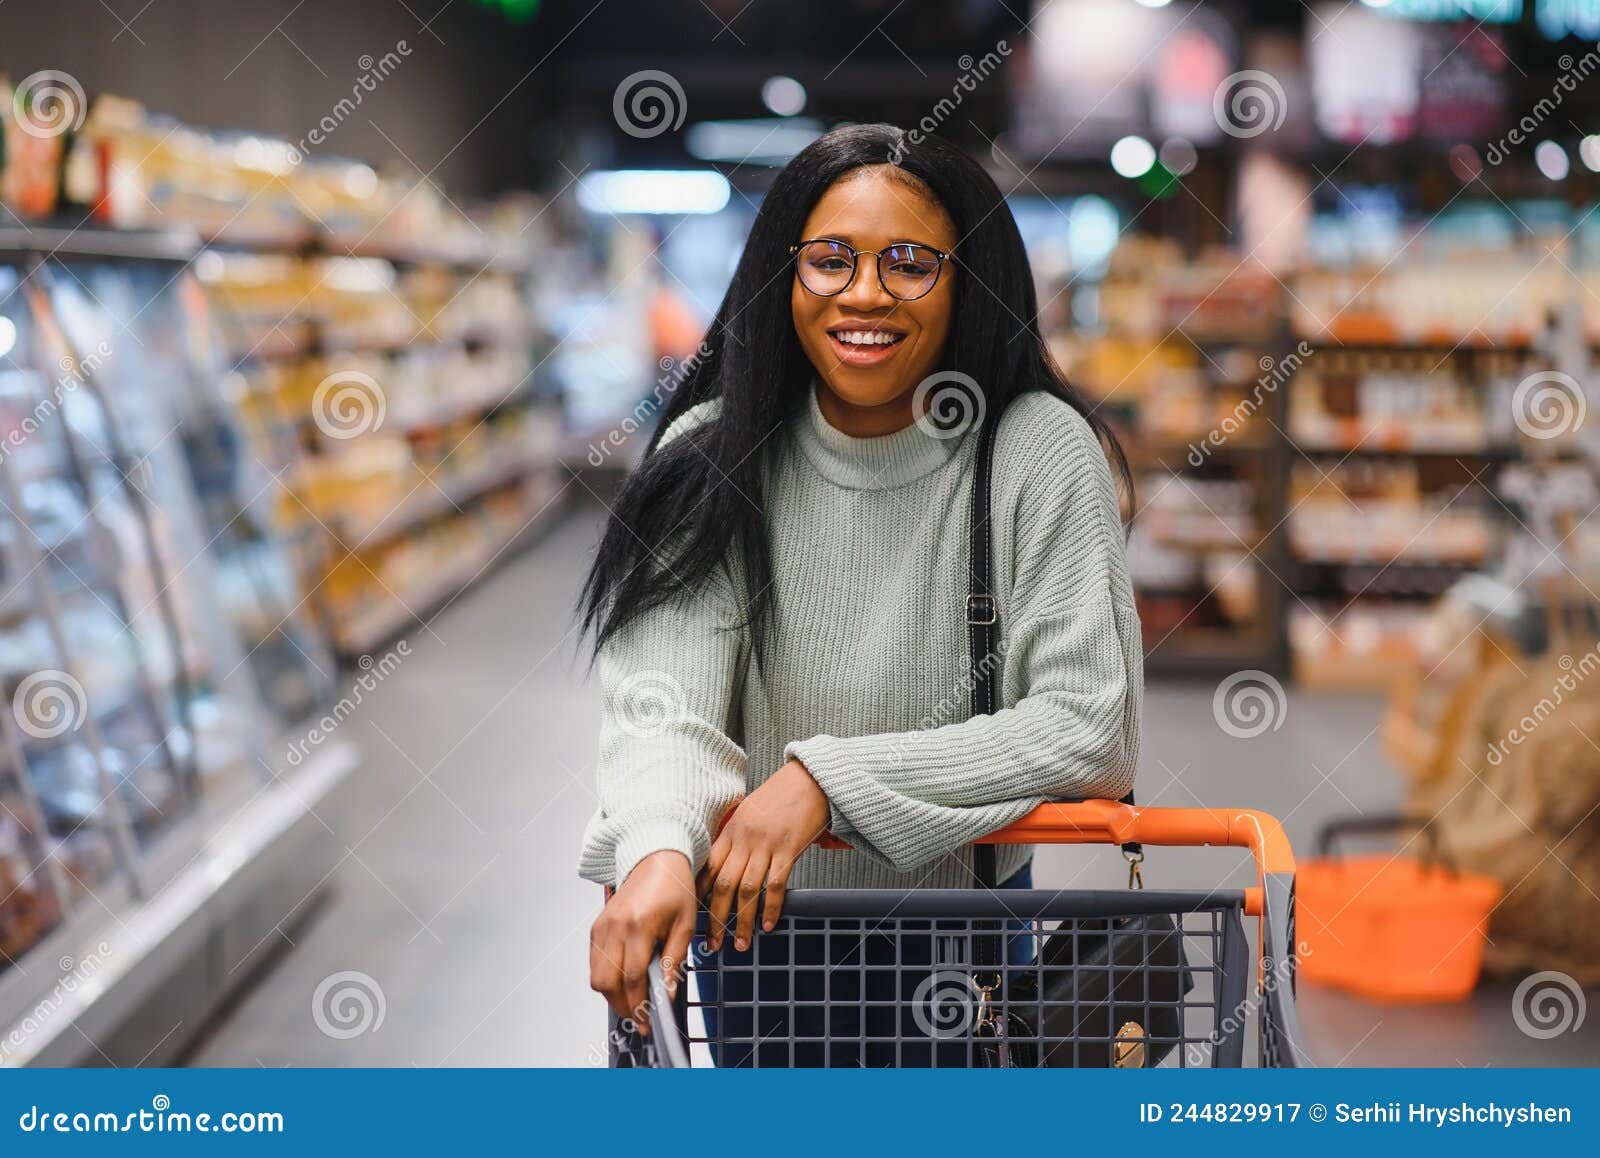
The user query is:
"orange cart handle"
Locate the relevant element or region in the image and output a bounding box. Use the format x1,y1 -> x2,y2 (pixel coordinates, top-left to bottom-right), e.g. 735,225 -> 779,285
818,799 -> 1296,878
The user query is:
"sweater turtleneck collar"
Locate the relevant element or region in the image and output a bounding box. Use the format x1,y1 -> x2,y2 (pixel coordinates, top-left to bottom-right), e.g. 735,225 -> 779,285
794,383 -> 964,490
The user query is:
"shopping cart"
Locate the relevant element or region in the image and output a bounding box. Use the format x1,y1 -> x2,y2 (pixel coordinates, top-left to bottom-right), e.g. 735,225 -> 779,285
604,800 -> 1311,1068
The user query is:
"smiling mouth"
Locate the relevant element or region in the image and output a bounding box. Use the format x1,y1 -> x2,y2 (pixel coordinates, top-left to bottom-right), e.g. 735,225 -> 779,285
827,327 -> 907,348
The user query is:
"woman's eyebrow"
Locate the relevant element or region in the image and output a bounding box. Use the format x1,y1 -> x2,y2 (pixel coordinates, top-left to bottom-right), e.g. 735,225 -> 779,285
802,234 -> 945,250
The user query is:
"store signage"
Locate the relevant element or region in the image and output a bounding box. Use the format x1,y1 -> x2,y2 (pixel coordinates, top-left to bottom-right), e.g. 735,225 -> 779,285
1537,0 -> 1600,37
1369,0 -> 1521,18
467,0 -> 539,22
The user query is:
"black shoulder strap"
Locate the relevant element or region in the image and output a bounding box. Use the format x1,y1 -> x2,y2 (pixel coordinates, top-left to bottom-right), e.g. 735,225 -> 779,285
967,414 -> 1139,892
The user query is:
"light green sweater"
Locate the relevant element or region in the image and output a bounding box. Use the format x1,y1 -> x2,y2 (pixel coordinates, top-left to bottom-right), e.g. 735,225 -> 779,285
578,385 -> 1143,890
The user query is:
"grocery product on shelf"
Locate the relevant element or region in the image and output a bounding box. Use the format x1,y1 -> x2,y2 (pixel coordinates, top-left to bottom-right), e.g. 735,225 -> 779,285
29,84 -> 574,657
200,242 -> 565,655
1060,237 -> 1291,674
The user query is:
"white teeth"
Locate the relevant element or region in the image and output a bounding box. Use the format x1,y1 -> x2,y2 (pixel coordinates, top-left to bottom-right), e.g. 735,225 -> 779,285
833,330 -> 903,346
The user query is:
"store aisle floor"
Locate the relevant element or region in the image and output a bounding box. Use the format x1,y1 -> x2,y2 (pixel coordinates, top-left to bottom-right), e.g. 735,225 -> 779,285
188,496 -> 1598,1068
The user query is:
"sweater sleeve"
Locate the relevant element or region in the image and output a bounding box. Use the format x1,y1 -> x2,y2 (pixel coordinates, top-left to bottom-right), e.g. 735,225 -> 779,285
784,406 -> 1142,873
577,404 -> 748,888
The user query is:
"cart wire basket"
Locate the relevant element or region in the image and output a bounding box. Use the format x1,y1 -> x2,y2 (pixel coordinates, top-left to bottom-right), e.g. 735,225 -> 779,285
606,801 -> 1311,1068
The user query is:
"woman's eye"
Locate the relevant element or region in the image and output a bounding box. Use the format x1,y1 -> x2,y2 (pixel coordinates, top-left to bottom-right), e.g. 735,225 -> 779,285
890,261 -> 935,278
811,257 -> 851,271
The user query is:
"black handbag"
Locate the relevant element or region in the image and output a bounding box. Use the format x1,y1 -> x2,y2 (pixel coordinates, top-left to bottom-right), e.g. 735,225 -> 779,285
963,409 -> 1191,1069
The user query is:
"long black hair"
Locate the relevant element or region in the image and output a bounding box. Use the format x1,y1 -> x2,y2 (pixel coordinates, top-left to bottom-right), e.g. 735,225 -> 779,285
581,123 -> 1130,659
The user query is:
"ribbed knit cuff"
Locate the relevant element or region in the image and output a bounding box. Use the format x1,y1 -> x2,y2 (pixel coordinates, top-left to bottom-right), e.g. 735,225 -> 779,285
785,736 -> 860,845
613,817 -> 701,887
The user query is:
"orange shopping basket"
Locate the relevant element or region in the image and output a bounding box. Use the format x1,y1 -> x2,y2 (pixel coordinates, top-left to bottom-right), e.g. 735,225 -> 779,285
1297,814 -> 1502,1003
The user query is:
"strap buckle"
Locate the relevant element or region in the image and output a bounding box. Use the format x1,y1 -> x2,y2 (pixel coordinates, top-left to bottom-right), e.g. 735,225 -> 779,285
966,594 -> 997,626
1124,846 -> 1146,890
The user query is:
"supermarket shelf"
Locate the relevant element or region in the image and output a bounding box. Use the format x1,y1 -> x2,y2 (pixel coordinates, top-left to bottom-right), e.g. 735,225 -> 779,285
1293,651 -> 1407,691
315,330 -> 531,358
330,474 -> 569,655
1291,440 -> 1517,458
0,740 -> 359,1067
201,221 -> 317,252
0,221 -> 529,275
320,231 -> 532,276
1145,628 -> 1286,677
0,222 -> 200,265
1298,333 -> 1536,352
332,450 -> 540,547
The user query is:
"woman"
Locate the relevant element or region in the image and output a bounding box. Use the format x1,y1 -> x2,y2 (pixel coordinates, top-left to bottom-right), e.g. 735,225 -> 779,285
579,123 -> 1142,1065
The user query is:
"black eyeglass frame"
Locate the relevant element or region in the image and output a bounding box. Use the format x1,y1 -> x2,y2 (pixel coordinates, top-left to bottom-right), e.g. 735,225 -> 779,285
787,238 -> 955,302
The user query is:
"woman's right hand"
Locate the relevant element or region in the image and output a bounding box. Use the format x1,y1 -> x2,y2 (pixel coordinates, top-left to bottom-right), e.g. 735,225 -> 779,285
589,850 -> 697,1035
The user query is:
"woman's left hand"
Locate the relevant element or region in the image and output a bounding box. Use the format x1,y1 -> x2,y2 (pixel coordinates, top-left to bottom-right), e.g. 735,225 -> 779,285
700,758 -> 830,951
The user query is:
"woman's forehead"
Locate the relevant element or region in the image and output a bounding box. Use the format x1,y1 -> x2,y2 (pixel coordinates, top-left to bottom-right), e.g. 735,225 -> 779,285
801,169 -> 955,245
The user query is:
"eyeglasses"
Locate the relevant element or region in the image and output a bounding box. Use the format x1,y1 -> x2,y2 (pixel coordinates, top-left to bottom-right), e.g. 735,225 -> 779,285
789,238 -> 953,302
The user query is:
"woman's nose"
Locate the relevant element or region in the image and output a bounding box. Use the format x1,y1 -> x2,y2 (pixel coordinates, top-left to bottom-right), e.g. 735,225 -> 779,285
836,256 -> 893,310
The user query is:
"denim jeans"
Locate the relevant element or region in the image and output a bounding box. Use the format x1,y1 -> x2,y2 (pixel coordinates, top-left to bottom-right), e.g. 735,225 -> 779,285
690,862 -> 1034,1068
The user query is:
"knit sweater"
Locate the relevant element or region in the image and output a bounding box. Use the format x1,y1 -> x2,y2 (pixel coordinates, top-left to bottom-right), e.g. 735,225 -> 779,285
578,384 -> 1143,890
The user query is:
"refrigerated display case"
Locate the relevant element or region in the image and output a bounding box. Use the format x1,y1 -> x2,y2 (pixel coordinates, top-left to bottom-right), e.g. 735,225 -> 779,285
0,228 -> 355,1067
